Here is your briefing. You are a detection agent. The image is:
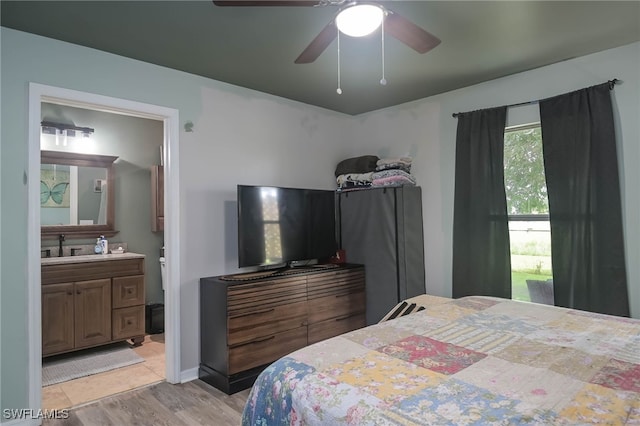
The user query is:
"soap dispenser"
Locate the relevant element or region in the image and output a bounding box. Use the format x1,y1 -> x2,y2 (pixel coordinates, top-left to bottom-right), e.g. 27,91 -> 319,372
94,238 -> 103,254
100,235 -> 108,255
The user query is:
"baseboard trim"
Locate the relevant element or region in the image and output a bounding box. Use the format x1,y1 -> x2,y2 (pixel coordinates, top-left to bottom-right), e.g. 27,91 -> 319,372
180,367 -> 200,383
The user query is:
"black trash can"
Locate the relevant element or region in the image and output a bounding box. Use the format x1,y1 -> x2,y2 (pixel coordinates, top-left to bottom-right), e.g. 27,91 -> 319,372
145,303 -> 164,334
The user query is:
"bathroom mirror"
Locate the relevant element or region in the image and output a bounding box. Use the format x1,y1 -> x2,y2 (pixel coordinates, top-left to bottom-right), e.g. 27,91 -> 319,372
41,150 -> 119,239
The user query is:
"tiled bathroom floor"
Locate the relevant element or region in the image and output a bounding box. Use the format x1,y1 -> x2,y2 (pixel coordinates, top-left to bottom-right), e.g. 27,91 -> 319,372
42,334 -> 165,410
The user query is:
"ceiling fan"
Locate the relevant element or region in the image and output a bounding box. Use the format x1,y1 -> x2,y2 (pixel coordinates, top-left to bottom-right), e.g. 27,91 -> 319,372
212,1 -> 441,64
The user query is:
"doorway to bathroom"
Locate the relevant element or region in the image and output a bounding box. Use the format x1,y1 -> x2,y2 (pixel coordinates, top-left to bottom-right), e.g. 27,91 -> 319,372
26,83 -> 181,413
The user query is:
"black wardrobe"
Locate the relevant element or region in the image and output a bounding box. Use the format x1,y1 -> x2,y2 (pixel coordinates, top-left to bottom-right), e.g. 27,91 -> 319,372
337,186 -> 425,325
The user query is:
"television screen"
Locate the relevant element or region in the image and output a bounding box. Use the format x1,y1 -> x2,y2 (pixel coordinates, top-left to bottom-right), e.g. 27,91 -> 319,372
237,185 -> 336,268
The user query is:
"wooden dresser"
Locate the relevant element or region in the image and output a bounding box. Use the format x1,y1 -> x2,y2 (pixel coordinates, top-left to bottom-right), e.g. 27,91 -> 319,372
199,264 -> 365,394
41,254 -> 146,357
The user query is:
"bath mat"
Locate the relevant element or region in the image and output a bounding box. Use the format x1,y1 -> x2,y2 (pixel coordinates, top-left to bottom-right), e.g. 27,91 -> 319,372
42,342 -> 144,386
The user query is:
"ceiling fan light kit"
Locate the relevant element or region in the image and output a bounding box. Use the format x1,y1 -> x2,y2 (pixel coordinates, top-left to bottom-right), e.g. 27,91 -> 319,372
214,1 -> 441,93
335,4 -> 384,38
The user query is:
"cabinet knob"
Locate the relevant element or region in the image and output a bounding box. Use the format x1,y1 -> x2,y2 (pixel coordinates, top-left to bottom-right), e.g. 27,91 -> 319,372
66,291 -> 73,296
76,290 -> 81,295
127,320 -> 133,325
127,289 -> 133,294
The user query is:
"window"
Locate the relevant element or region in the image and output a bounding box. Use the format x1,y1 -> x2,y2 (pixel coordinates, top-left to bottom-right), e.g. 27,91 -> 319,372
503,125 -> 553,303
260,187 -> 283,264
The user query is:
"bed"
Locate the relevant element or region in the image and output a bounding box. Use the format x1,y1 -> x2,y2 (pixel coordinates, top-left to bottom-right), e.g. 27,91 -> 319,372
241,295 -> 640,425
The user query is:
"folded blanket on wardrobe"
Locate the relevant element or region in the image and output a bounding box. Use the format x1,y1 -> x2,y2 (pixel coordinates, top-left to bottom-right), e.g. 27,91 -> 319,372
334,155 -> 379,177
336,172 -> 374,186
375,162 -> 412,173
339,181 -> 372,190
376,157 -> 412,167
371,169 -> 416,183
371,175 -> 417,187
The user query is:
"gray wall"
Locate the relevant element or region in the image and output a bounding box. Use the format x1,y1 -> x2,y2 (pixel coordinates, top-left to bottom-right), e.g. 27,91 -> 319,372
348,42 -> 640,320
40,103 -> 165,304
1,27 -> 351,414
1,26 -> 638,416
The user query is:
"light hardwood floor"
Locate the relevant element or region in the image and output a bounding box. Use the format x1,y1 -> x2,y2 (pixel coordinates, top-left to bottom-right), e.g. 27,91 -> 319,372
43,380 -> 251,425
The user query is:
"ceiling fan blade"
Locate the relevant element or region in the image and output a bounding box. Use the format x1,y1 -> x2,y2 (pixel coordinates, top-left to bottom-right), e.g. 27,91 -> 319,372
294,21 -> 337,64
384,12 -> 441,54
213,1 -> 319,6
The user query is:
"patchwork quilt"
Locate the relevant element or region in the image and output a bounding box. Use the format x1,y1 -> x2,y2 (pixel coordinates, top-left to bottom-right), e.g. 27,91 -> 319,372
242,296 -> 640,425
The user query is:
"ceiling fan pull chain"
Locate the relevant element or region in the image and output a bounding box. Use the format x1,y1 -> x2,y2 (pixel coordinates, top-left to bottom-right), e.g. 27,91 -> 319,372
380,12 -> 387,86
336,29 -> 342,95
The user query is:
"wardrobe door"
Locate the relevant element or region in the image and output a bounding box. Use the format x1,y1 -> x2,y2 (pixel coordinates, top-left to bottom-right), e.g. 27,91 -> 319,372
396,186 -> 426,300
339,188 -> 398,324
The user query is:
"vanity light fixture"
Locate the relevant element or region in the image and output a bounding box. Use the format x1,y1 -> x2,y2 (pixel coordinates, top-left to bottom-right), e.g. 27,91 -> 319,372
41,121 -> 95,143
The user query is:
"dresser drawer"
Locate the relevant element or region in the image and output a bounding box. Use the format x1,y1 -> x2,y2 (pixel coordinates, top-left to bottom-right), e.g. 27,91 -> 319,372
228,300 -> 307,346
112,275 -> 145,308
308,312 -> 366,345
228,276 -> 307,315
229,326 -> 307,374
112,305 -> 145,340
307,269 -> 365,299
308,289 -> 365,324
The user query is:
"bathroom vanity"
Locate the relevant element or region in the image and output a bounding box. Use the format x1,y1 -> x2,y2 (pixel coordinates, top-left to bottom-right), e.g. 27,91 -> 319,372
41,253 -> 145,357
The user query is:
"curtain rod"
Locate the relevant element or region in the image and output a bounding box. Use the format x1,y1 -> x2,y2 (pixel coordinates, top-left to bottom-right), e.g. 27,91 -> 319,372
452,78 -> 620,118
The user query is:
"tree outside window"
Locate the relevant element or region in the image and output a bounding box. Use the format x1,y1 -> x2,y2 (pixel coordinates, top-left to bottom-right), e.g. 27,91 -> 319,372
504,125 -> 553,303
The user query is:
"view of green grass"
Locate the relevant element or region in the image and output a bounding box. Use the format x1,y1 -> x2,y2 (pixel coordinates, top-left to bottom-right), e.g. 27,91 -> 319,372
509,226 -> 553,302
512,270 -> 553,302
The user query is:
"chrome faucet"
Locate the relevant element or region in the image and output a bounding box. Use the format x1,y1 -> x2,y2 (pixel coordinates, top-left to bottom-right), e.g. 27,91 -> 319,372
58,234 -> 65,257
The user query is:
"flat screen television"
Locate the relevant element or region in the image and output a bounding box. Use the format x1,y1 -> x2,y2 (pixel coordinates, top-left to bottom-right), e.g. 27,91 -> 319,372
237,185 -> 337,268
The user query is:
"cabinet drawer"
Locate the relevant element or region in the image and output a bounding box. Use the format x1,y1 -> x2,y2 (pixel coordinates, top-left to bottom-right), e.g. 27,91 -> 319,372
112,306 -> 145,340
229,326 -> 307,375
228,300 -> 307,346
112,275 -> 145,308
42,258 -> 145,284
308,313 -> 365,345
228,276 -> 307,316
308,289 -> 365,324
307,269 -> 365,299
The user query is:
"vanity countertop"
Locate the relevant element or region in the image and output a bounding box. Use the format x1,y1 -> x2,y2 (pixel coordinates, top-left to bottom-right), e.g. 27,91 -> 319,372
41,252 -> 145,266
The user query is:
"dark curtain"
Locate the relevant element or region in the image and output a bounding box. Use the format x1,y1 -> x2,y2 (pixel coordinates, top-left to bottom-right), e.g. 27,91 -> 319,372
452,107 -> 511,299
540,83 -> 629,317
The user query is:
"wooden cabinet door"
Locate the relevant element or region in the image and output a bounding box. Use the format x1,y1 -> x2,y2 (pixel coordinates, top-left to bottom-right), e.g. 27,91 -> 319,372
74,279 -> 112,349
42,283 -> 75,356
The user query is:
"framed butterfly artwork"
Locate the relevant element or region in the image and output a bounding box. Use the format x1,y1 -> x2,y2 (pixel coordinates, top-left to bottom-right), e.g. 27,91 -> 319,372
40,168 -> 70,208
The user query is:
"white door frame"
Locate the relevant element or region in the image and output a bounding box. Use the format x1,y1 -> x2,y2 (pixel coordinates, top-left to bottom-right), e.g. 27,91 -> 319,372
27,83 -> 181,411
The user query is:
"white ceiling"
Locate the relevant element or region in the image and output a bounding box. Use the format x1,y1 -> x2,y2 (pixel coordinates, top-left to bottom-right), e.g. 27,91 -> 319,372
2,1 -> 639,114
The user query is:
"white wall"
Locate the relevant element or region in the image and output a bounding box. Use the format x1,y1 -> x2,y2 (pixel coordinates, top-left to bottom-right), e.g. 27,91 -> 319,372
1,26 -> 638,415
1,27 -> 351,413
350,41 -> 640,319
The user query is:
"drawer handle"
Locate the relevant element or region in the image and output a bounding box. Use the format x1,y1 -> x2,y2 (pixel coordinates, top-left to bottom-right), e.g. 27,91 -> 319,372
232,308 -> 275,319
335,293 -> 350,298
335,313 -> 359,322
251,335 -> 275,344
234,335 -> 275,348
